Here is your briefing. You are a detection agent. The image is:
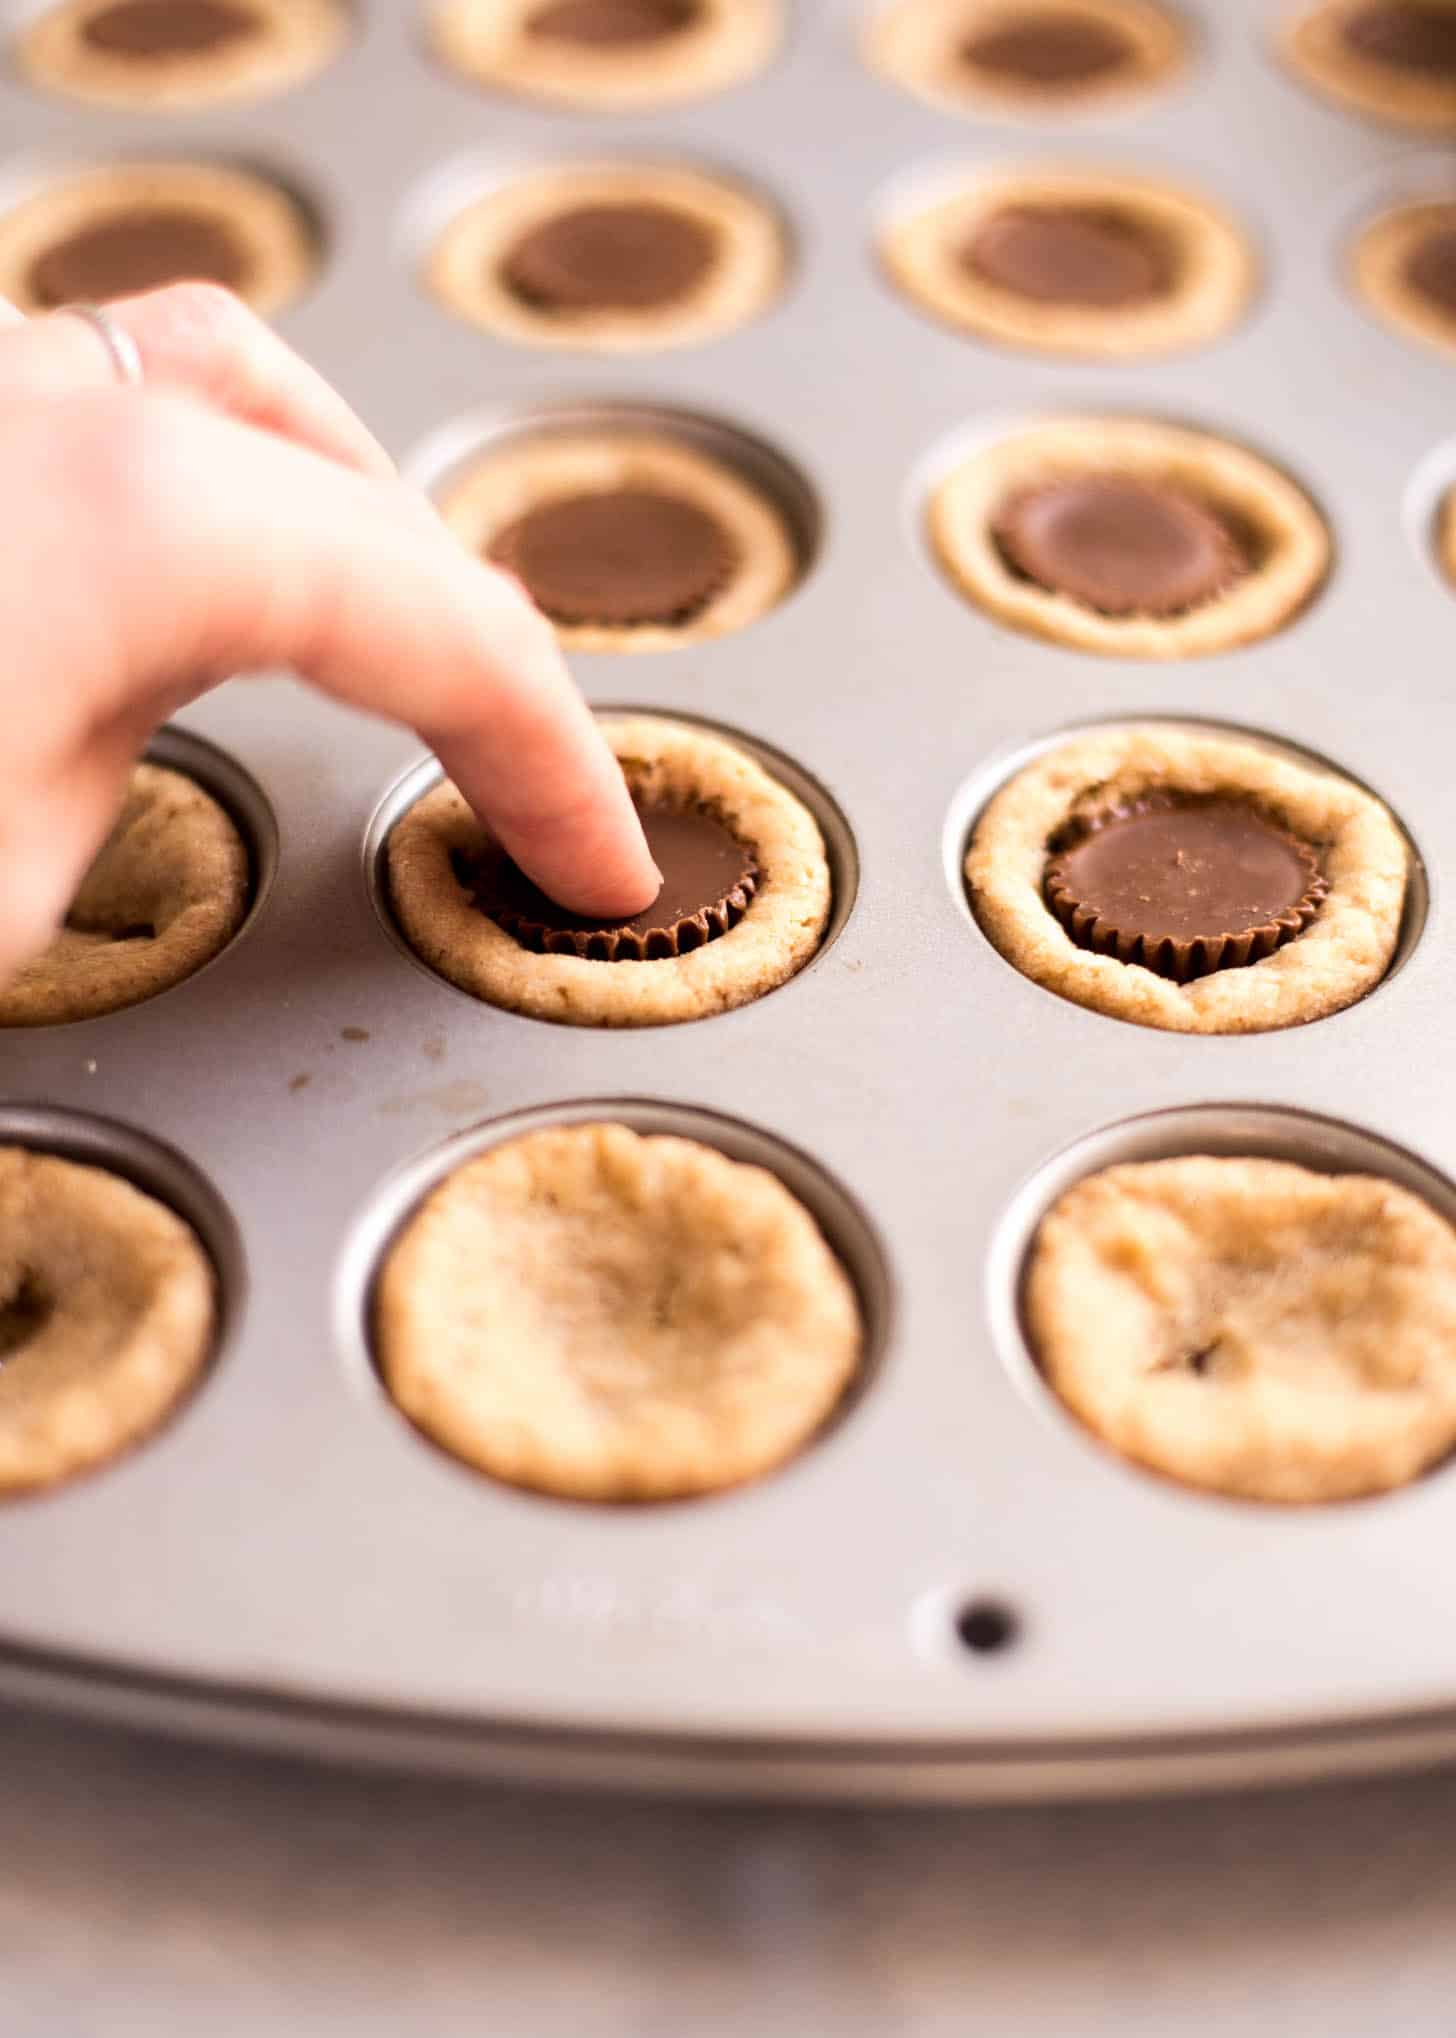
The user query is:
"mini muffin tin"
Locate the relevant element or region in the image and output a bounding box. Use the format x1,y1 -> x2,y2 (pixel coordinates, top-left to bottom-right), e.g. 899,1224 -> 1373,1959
4,0 -> 1456,1802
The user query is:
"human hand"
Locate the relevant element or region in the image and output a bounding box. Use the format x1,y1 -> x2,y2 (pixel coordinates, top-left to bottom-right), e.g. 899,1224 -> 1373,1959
0,282 -> 659,991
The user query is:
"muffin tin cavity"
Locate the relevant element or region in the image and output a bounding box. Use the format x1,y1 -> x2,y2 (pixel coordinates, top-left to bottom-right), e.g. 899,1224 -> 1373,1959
415,400 -> 818,652
0,153 -> 322,316
339,1097 -> 891,1500
989,1105 -> 1456,1505
0,1105 -> 242,1497
0,726 -> 274,1029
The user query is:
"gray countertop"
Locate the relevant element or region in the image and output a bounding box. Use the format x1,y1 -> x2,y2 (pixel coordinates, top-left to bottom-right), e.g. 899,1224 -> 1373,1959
2,1708 -> 1453,2036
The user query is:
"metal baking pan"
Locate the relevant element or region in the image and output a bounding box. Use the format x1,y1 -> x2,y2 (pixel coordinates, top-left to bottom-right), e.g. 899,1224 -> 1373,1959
3,0 -> 1456,1801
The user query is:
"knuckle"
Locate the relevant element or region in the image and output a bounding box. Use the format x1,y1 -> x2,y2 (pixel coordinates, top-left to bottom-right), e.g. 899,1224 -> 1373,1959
148,277 -> 256,351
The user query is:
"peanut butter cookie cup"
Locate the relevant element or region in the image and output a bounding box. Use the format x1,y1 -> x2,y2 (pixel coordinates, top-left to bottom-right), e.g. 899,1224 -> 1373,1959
1284,0 -> 1456,128
0,763 -> 250,1027
387,715 -> 831,1027
882,167 -> 1254,358
0,160 -> 317,317
440,429 -> 800,652
16,0 -> 348,111
1027,1156 -> 1456,1503
866,0 -> 1184,118
1351,197 -> 1456,353
429,0 -> 779,110
966,724 -> 1407,1032
426,162 -> 786,353
375,1122 -> 862,1502
929,417 -> 1329,658
0,1147 -> 215,1497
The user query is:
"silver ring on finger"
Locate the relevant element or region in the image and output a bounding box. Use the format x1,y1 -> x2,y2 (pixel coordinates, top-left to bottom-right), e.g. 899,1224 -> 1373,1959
52,302 -> 145,388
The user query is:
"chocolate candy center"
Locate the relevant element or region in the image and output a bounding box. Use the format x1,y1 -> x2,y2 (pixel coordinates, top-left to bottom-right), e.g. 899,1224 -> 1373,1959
501,202 -> 716,313
488,487 -> 735,628
463,802 -> 758,961
525,0 -> 700,46
993,474 -> 1246,618
960,11 -> 1133,84
1404,218 -> 1456,315
1045,799 -> 1326,982
964,204 -> 1172,308
80,0 -> 260,57
1342,1 -> 1456,73
27,206 -> 252,309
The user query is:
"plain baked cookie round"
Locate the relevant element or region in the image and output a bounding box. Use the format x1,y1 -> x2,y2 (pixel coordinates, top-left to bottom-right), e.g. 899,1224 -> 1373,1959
1282,0 -> 1456,129
428,0 -> 779,110
966,723 -> 1407,1033
0,1147 -> 215,1497
865,0 -> 1184,117
0,763 -> 251,1027
0,160 -> 317,317
15,0 -> 348,112
1026,1156 -> 1456,1503
929,416 -> 1330,659
375,1122 -> 862,1502
1350,197 -> 1456,354
425,161 -> 786,353
439,431 -> 800,652
388,715 -> 831,1027
881,166 -> 1254,358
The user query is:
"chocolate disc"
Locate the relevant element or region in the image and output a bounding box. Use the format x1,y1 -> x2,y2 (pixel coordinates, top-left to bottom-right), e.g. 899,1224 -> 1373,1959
1342,1 -> 1456,72
488,487 -> 736,628
1404,217 -> 1456,316
992,474 -> 1246,618
960,12 -> 1133,84
80,0 -> 261,57
461,801 -> 759,960
1044,797 -> 1327,982
501,202 -> 716,313
964,204 -> 1172,308
27,206 -> 252,308
525,0 -> 700,46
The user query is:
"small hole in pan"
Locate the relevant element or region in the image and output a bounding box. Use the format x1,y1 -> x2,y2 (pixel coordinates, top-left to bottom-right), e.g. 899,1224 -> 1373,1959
954,1597 -> 1020,1656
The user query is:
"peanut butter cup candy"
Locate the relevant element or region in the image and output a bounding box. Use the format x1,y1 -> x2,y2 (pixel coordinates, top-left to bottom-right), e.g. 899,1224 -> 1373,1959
387,715 -> 831,1027
867,0 -> 1184,118
426,163 -> 785,353
882,168 -> 1254,358
1285,0 -> 1456,126
0,763 -> 250,1027
375,1123 -> 862,1502
966,723 -> 1408,1033
429,0 -> 779,108
439,429 -> 800,652
0,161 -> 316,318
16,0 -> 348,110
929,417 -> 1329,658
0,1148 -> 215,1497
1351,197 -> 1456,353
1027,1156 -> 1456,1503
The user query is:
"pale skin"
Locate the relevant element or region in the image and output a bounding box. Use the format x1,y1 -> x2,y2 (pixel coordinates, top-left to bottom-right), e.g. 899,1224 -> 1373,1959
0,281 -> 660,992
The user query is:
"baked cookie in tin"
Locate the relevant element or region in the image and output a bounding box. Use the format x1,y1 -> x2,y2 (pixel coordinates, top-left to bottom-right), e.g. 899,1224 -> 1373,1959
866,0 -> 1185,118
15,0 -> 348,111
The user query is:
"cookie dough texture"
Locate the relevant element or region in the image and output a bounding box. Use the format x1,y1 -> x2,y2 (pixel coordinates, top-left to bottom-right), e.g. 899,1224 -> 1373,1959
0,161 -> 317,318
1351,199 -> 1456,354
375,1122 -> 863,1501
866,0 -> 1184,116
439,432 -> 799,652
16,0 -> 348,111
1027,1156 -> 1456,1503
388,716 -> 831,1026
967,724 -> 1407,1032
0,1147 -> 215,1496
428,0 -> 780,109
1283,0 -> 1456,128
882,168 -> 1255,358
0,763 -> 250,1027
426,162 -> 786,352
930,417 -> 1330,658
